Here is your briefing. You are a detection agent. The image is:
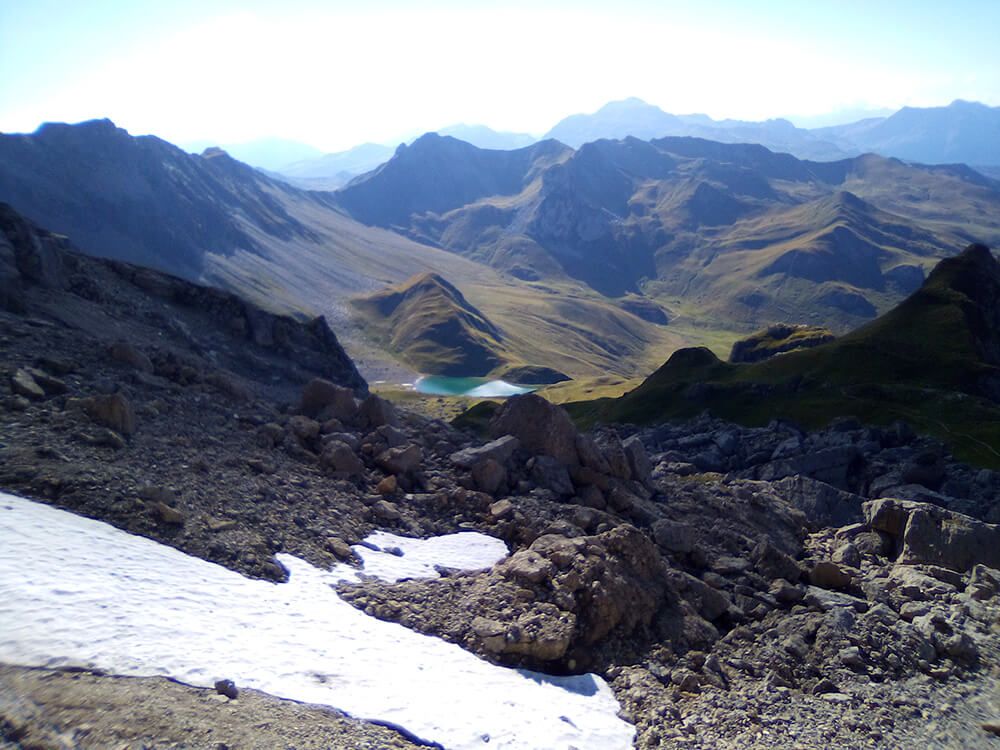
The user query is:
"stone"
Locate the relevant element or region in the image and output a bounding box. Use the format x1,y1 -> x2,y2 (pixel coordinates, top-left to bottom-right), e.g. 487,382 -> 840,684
372,500 -> 401,521
327,537 -> 353,558
501,550 -> 555,584
758,446 -> 861,491
81,393 -> 136,436
832,542 -> 862,568
154,501 -> 184,525
750,539 -> 801,582
108,341 -> 153,373
450,435 -> 520,469
529,455 -> 573,496
376,474 -> 398,495
769,578 -> 805,603
967,564 -> 1000,600
299,378 -> 358,421
576,485 -> 606,510
489,394 -> 579,465
809,560 -> 852,590
25,367 -> 67,395
575,434 -> 611,474
320,441 -> 365,477
471,458 -> 506,495
358,394 -> 399,428
10,368 -> 44,400
489,499 -> 514,521
376,424 -> 408,448
770,475 -> 863,529
865,498 -> 1000,572
214,679 -> 239,700
652,519 -> 694,554
622,436 -> 652,486
840,646 -> 865,669
594,433 -> 631,479
803,586 -> 869,612
376,444 -> 422,475
287,415 -> 320,442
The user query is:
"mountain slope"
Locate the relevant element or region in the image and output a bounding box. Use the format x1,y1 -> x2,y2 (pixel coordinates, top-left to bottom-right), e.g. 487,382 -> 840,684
818,100 -> 1000,166
337,132 -> 1000,328
352,273 -> 507,376
576,244 -> 1000,467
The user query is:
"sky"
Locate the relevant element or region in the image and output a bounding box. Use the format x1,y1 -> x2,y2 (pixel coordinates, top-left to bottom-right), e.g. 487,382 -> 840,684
1,0 -> 998,152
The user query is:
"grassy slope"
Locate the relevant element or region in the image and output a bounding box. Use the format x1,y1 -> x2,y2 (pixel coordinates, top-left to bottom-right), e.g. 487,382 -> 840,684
573,247 -> 1000,468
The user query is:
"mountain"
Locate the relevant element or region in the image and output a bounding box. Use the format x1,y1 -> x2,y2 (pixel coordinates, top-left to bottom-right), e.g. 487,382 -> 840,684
577,243 -> 1000,467
437,124 -> 536,150
0,119 -> 680,381
183,137 -> 324,171
336,132 -> 1000,329
277,142 -> 396,190
818,100 -> 1000,166
544,98 -> 848,160
352,272 -> 507,376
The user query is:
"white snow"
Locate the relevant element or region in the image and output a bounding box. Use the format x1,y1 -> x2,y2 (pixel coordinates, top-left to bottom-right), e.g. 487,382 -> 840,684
0,492 -> 634,749
334,529 -> 510,583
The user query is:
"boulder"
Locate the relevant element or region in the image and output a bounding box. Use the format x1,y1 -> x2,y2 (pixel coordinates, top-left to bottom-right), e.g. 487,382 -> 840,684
865,498 -> 1000,572
809,561 -> 852,590
108,341 -> 154,373
376,444 -> 422,475
594,432 -> 631,480
489,394 -> 579,465
79,393 -> 136,436
300,378 -> 358,421
750,539 -> 802,582
358,394 -> 399,428
10,368 -> 44,400
758,446 -> 861,490
287,415 -> 320,442
622,436 -> 652,486
529,455 -> 574,496
771,475 -> 864,529
575,434 -> 611,474
321,440 -> 365,477
471,458 -> 506,495
450,435 -> 520,469
652,519 -> 695,554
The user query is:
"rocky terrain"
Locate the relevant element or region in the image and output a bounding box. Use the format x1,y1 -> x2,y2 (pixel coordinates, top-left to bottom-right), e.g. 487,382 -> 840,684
1,205 -> 999,748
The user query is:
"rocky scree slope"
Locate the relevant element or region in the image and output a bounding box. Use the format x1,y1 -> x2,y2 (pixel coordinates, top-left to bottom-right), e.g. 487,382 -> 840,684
1,210 -> 999,746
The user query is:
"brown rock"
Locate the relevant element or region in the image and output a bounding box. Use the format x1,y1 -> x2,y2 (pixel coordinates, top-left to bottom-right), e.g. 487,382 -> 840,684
358,394 -> 398,428
287,415 -> 320,442
82,393 -> 136,436
489,394 -> 579,465
320,441 -> 365,477
809,560 -> 852,590
372,500 -> 401,521
376,444 -> 422,475
154,501 -> 184,525
300,378 -> 358,421
472,458 -> 506,495
109,341 -> 154,373
450,435 -> 521,469
489,499 -> 514,520
376,474 -> 398,495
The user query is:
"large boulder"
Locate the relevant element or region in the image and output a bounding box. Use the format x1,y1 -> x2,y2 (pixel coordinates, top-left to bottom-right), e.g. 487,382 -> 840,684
771,475 -> 864,529
300,378 -> 358,421
488,394 -> 579,466
450,435 -> 520,469
865,498 -> 1000,572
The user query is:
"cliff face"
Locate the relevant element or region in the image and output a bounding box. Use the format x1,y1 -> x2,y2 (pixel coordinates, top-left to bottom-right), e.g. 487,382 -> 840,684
0,202 -> 366,396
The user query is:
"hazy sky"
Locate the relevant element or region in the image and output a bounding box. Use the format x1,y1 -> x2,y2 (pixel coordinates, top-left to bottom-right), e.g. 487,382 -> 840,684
2,0 -> 998,151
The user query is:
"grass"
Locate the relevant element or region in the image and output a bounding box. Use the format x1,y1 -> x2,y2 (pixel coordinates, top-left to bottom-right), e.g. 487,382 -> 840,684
570,246 -> 1000,468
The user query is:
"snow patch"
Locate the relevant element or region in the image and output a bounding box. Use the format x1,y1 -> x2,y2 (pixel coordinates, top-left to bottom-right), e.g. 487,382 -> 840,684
0,493 -> 634,749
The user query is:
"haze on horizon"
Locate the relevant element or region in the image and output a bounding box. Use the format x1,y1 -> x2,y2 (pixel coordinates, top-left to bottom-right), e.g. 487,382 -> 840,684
2,0 -> 998,152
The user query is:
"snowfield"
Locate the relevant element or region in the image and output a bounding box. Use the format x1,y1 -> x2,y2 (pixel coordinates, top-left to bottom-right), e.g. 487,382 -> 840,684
0,492 -> 635,749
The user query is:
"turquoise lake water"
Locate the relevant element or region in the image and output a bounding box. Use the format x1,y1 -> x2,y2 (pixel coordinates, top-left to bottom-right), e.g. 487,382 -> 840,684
414,376 -> 536,398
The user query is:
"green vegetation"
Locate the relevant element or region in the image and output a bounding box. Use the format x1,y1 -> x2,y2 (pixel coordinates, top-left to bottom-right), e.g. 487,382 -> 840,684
729,323 -> 835,363
571,246 -> 1000,468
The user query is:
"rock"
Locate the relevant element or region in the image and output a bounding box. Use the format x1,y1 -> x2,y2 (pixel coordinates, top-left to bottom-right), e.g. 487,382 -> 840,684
10,368 -> 44,400
24,367 -> 67,395
594,433 -> 631,479
489,394 -> 579,465
982,721 -> 1000,737
376,474 -> 398,495
575,434 -> 611,474
967,564 -> 1000,600
78,393 -> 136,435
831,542 -> 862,568
372,500 -> 401,521
320,441 -> 365,477
287,415 -> 320,442
501,550 -> 555,584
758,446 -> 861,490
769,578 -> 805,603
750,539 -> 801,582
652,520 -> 694,554
472,458 -> 506,495
358,394 -> 398,428
529,455 -> 573,496
576,485 -> 606,510
770,475 -> 863,529
300,378 -> 358,421
109,341 -> 154,373
154,501 -> 184,525
809,560 -> 852,590
214,679 -> 239,699
901,449 -> 946,490
257,422 -> 285,447
865,498 -> 1000,572
473,608 -> 576,662
671,571 -> 731,621
839,646 -> 865,669
450,436 -> 520,469
622,436 -> 652,486
803,586 -> 868,612
489,499 -> 514,521
376,444 -> 422,475
327,537 -> 353,559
